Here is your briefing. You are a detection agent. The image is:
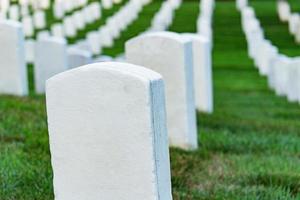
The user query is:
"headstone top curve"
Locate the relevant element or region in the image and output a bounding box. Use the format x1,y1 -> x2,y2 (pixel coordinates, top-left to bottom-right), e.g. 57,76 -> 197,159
47,62 -> 163,86
127,31 -> 191,45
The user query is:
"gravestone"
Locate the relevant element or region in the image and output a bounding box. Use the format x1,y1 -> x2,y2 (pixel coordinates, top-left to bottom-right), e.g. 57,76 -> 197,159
87,31 -> 101,55
273,55 -> 292,96
67,47 -> 92,69
93,55 -> 113,63
22,16 -> 34,37
126,31 -> 198,150
288,13 -> 300,35
72,11 -> 85,30
34,37 -> 68,94
277,0 -> 290,22
182,33 -> 213,113
102,0 -> 113,9
287,58 -> 300,102
53,1 -> 64,19
33,10 -> 46,29
46,62 -> 173,200
36,30 -> 50,40
8,5 -> 19,21
25,39 -> 35,63
51,23 -> 64,38
0,20 -> 28,96
63,16 -> 76,37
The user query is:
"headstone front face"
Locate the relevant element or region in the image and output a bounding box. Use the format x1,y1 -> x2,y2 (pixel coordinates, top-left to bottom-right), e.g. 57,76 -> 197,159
0,20 -> 28,96
67,47 -> 92,69
126,31 -> 198,150
288,13 -> 300,35
46,62 -> 173,200
8,5 -> 19,21
22,16 -> 34,37
287,58 -> 300,102
33,10 -> 46,29
274,56 -> 291,96
277,0 -> 291,22
182,33 -> 213,113
51,23 -> 64,38
25,39 -> 35,63
34,37 -> 68,94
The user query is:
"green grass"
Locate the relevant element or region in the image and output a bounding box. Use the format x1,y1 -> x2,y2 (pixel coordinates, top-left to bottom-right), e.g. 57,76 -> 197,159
1,0 -> 300,199
287,0 -> 300,13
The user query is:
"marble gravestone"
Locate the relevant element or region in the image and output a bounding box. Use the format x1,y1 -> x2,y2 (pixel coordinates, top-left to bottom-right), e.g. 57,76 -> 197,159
286,58 -> 300,103
46,62 -> 173,200
67,47 -> 92,69
0,20 -> 28,96
182,33 -> 213,113
126,31 -> 198,150
34,37 -> 68,94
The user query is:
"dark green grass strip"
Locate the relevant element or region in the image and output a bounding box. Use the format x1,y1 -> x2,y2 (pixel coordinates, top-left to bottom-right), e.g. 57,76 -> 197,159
102,1 -> 163,56
250,0 -> 300,57
287,0 -> 300,13
27,64 -> 35,95
169,1 -> 199,33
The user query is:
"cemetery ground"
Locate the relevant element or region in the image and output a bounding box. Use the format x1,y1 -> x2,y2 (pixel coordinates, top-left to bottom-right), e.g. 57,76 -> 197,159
1,0 -> 300,199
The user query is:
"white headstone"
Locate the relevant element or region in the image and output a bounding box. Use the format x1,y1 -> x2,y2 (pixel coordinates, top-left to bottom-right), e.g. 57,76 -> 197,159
53,1 -> 65,19
25,39 -> 35,63
102,0 -> 113,9
51,23 -> 64,38
83,6 -> 94,24
34,37 -> 68,94
40,0 -> 50,9
46,62 -> 173,200
98,27 -> 113,47
182,33 -> 213,113
273,56 -> 292,96
126,32 -> 198,150
72,11 -> 85,30
87,31 -> 101,55
22,16 -> 34,37
36,30 -> 50,40
288,13 -> 300,35
93,55 -> 113,62
33,10 -> 46,29
74,40 -> 92,52
8,5 -> 19,21
0,20 -> 28,95
63,16 -> 76,37
277,0 -> 291,22
67,47 -> 92,69
20,5 -> 29,17
286,58 -> 300,102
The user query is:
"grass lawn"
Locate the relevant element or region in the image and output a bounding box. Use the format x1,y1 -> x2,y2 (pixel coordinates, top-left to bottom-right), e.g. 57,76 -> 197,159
1,0 -> 300,199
